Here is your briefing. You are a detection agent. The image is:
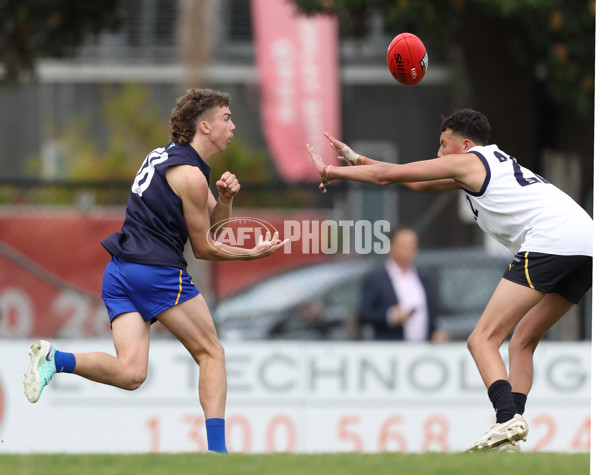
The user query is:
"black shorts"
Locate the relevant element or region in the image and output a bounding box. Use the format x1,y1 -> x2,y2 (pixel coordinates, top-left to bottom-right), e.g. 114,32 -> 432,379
502,252 -> 592,304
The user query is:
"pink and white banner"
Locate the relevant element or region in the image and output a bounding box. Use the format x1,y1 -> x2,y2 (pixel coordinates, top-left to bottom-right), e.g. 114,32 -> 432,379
251,0 -> 341,182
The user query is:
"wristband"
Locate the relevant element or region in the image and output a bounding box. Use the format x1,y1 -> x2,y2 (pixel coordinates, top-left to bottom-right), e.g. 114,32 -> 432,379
357,155 -> 365,165
323,165 -> 331,180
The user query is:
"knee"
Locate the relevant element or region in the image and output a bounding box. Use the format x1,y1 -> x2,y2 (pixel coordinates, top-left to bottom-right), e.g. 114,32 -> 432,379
206,339 -> 225,362
122,368 -> 147,391
466,332 -> 478,355
466,329 -> 503,355
192,337 -> 225,365
466,328 -> 487,354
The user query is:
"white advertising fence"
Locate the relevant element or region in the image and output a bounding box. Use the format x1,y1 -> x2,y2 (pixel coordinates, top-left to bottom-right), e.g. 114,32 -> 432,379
0,340 -> 590,454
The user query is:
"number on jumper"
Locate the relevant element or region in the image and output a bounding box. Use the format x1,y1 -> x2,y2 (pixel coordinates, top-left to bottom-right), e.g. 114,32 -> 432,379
494,151 -> 548,187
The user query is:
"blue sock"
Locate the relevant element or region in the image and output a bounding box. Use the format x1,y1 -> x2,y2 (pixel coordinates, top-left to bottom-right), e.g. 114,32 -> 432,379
54,350 -> 76,373
205,418 -> 227,453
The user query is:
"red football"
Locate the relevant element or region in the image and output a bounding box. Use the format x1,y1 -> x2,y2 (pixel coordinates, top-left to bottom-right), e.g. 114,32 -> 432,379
386,33 -> 428,86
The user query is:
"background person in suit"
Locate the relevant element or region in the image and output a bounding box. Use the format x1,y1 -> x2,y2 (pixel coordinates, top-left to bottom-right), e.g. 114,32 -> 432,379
358,227 -> 449,342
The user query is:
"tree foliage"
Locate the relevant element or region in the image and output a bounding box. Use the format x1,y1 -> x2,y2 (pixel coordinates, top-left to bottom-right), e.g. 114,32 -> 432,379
28,84 -> 167,181
291,0 -> 595,115
28,83 -> 275,183
0,0 -> 121,83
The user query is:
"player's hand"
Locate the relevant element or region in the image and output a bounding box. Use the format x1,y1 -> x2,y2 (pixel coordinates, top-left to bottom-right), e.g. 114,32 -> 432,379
324,132 -> 361,166
250,230 -> 289,258
306,144 -> 331,193
216,171 -> 240,204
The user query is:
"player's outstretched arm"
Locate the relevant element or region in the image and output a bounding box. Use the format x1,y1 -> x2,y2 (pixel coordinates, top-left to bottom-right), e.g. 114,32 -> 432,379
402,178 -> 462,193
323,132 -> 462,190
307,142 -> 402,190
324,132 -> 380,166
307,132 -> 396,193
307,143 -> 468,193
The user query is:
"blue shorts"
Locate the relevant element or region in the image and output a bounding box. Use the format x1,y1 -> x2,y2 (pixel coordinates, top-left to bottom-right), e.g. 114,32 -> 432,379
101,256 -> 200,323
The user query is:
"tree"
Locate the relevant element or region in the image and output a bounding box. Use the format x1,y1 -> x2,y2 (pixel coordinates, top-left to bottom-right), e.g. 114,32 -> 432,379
291,0 -> 595,198
25,83 -> 168,206
0,0 -> 121,83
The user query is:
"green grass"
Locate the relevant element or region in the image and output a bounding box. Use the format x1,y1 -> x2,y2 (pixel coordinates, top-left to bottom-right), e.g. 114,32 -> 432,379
0,453 -> 590,475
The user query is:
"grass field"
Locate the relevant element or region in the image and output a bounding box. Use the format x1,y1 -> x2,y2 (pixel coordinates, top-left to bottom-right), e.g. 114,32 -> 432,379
0,453 -> 590,475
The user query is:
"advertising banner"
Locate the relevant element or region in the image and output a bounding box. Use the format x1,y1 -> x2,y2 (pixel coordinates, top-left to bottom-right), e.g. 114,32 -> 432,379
0,210 -> 118,338
0,209 -> 333,336
251,0 -> 341,182
0,341 -> 590,454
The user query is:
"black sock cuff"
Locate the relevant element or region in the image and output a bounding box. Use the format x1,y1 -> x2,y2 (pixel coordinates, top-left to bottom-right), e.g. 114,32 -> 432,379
488,380 -> 517,423
512,392 -> 528,415
488,379 -> 512,398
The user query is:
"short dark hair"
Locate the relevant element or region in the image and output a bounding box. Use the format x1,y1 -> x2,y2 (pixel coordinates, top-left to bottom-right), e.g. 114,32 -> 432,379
440,109 -> 491,145
169,88 -> 232,145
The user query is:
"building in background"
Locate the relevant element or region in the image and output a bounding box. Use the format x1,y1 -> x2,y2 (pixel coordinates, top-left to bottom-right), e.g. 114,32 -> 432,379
0,0 -> 590,340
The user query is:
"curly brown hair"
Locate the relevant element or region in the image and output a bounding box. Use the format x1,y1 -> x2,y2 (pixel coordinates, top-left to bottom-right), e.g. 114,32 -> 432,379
168,88 -> 232,145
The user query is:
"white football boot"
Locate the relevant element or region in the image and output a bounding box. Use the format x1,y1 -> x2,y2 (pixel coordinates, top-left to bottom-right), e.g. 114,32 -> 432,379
466,414 -> 528,452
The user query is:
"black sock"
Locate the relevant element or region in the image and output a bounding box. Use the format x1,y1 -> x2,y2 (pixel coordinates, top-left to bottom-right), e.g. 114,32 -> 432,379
488,380 -> 518,424
512,392 -> 527,415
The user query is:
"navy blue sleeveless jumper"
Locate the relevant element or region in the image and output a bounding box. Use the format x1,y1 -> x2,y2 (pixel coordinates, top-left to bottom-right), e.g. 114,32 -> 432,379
101,142 -> 210,270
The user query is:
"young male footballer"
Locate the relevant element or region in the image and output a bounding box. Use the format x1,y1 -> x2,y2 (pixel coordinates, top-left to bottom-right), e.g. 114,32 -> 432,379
307,108 -> 592,452
24,88 -> 287,453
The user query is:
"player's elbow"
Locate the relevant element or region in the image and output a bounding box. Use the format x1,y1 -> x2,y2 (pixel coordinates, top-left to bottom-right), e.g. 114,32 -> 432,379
192,245 -> 213,260
374,167 -> 395,186
191,241 -> 237,261
189,236 -> 216,260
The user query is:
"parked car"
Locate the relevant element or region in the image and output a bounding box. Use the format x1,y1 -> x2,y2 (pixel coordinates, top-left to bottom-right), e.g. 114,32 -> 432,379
413,248 -> 511,339
212,248 -> 512,341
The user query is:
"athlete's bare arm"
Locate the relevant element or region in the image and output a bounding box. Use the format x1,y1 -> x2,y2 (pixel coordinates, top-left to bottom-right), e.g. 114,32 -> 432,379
166,165 -> 286,260
207,170 -> 240,226
402,178 -> 462,193
308,133 -> 486,194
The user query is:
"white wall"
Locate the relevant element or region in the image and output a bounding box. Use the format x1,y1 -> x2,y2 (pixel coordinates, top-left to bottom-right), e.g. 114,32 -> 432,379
0,340 -> 590,453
